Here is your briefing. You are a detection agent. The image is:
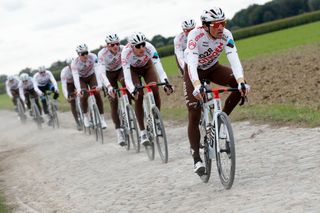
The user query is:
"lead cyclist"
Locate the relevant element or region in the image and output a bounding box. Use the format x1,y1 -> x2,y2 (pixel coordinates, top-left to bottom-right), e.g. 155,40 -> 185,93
184,7 -> 250,175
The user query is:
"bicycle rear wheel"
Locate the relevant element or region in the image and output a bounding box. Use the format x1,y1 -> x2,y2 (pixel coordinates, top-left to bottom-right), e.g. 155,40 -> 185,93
17,99 -> 27,123
93,104 -> 104,144
127,105 -> 140,153
33,103 -> 42,129
152,107 -> 168,163
215,112 -> 236,189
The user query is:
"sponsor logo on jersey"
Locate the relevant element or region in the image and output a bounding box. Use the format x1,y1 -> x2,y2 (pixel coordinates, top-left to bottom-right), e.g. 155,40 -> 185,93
195,32 -> 205,41
188,40 -> 196,50
198,42 -> 224,64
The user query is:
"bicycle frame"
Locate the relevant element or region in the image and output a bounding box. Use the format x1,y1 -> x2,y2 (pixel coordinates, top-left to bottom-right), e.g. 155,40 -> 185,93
201,87 -> 238,159
117,88 -> 132,132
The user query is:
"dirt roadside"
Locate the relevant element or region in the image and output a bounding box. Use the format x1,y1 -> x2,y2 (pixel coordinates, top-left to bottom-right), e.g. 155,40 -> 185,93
0,110 -> 319,212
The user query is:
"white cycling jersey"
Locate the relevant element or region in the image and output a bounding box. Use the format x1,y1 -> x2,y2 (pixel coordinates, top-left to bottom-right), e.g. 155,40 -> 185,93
33,70 -> 58,91
5,76 -> 20,98
71,53 -> 103,93
18,77 -> 42,102
98,45 -> 124,72
121,42 -> 168,93
60,65 -> 73,99
174,32 -> 188,69
185,27 -> 244,87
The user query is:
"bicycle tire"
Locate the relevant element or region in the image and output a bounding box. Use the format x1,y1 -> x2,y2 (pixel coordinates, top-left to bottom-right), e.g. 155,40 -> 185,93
93,104 -> 104,144
144,114 -> 155,161
152,107 -> 168,163
51,102 -> 60,128
215,112 -> 236,189
75,100 -> 85,132
126,105 -> 140,153
17,99 -> 27,123
199,109 -> 213,183
33,103 -> 42,129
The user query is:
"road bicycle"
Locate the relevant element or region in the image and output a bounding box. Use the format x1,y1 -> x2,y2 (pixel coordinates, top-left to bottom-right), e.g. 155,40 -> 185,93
44,91 -> 60,128
136,82 -> 168,163
198,83 -> 242,189
82,88 -> 104,144
115,87 -> 140,152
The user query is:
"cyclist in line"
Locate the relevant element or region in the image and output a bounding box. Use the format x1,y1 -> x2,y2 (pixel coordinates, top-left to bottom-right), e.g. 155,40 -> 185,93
184,7 -> 250,175
71,43 -> 108,129
5,75 -> 21,111
173,19 -> 196,75
122,32 -> 174,146
33,66 -> 60,126
97,33 -> 127,146
61,58 -> 82,130
19,73 -> 43,120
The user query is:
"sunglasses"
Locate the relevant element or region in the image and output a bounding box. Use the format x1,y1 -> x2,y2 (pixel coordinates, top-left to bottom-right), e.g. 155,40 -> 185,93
134,42 -> 146,49
79,51 -> 89,56
109,43 -> 120,47
210,20 -> 227,28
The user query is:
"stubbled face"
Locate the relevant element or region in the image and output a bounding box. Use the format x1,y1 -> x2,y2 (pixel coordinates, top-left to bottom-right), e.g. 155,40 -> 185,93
79,51 -> 89,61
207,20 -> 226,39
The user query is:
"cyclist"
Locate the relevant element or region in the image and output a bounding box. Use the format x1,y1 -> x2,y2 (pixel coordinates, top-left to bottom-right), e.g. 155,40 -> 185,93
184,7 -> 250,175
97,33 -> 127,146
122,32 -> 174,146
61,58 -> 82,130
5,75 -> 21,111
174,19 -> 196,75
33,66 -> 59,125
71,43 -> 108,129
18,73 -> 43,119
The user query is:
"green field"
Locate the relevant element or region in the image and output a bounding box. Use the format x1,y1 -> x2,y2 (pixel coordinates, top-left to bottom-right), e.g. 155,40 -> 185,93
162,21 -> 320,76
1,22 -> 320,126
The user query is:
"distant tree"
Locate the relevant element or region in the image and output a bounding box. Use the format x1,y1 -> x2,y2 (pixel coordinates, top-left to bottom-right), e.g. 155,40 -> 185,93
19,68 -> 32,76
308,0 -> 320,10
0,74 -> 8,83
151,34 -> 166,48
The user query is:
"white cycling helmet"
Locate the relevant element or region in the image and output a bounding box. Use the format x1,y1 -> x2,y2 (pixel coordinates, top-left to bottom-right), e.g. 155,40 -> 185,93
7,75 -> 15,81
20,73 -> 29,81
201,7 -> 225,23
76,43 -> 88,54
181,19 -> 196,30
39,66 -> 46,72
105,33 -> 120,44
66,58 -> 73,64
128,32 -> 147,45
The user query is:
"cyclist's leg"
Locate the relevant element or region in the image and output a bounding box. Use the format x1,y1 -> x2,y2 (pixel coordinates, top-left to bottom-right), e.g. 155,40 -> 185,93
79,77 -> 89,113
88,74 -> 104,114
174,55 -> 184,76
208,63 -> 241,115
130,67 -> 145,130
143,60 -> 161,110
24,91 -> 31,110
106,70 -> 120,129
67,83 -> 78,123
118,68 -> 132,104
38,85 -> 49,114
184,65 -> 204,164
49,82 -> 59,99
30,89 -> 43,115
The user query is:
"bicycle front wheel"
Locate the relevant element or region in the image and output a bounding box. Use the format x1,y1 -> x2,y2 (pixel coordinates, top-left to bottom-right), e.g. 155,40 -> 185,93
17,99 -> 27,123
215,112 -> 236,189
51,102 -> 60,128
33,103 -> 42,129
93,104 -> 104,144
127,105 -> 140,153
152,107 -> 168,163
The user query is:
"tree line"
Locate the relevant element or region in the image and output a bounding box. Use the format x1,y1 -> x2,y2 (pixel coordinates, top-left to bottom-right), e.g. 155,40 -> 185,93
1,0 -> 319,90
